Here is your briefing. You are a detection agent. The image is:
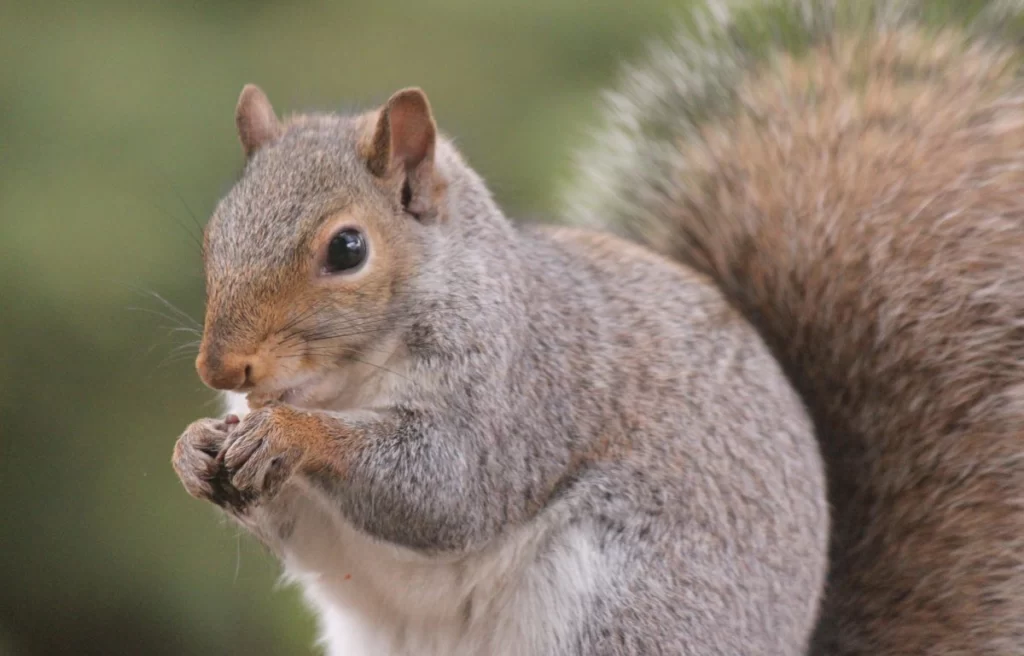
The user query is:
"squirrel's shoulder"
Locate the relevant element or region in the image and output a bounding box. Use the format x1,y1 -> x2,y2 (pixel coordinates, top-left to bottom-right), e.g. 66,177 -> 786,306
521,223 -> 750,337
526,224 -> 712,287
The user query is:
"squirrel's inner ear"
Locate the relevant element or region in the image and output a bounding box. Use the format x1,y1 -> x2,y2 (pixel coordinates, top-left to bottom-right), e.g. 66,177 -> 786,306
235,84 -> 281,158
366,88 -> 442,222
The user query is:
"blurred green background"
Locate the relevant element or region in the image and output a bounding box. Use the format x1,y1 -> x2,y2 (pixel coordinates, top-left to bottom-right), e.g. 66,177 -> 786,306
0,1 -> 684,653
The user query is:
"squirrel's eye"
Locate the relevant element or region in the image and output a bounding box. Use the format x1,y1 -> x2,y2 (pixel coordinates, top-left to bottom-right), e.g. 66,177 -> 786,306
324,229 -> 368,274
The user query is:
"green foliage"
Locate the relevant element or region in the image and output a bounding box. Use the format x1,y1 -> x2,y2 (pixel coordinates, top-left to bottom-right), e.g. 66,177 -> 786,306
0,0 -> 682,653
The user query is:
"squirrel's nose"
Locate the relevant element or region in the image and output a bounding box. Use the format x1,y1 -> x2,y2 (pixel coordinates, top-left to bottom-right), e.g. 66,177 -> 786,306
195,350 -> 256,391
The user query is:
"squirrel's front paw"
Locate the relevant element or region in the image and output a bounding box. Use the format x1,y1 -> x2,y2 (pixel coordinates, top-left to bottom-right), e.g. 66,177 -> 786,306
172,417 -> 243,508
218,405 -> 304,510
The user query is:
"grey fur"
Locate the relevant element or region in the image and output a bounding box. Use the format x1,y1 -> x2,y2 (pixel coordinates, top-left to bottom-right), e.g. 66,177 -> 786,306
180,79 -> 829,651
567,0 -> 1024,653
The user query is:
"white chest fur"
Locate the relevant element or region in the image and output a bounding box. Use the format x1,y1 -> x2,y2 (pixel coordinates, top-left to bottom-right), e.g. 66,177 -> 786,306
221,393 -> 604,656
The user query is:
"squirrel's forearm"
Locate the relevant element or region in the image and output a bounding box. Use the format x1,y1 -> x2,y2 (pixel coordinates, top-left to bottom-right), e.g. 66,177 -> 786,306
295,406 -> 502,552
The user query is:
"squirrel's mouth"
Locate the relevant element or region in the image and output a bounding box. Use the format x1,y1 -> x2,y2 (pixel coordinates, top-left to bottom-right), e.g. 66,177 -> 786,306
246,375 -> 325,411
245,389 -> 282,409
279,387 -> 306,405
240,356 -> 381,413
247,386 -> 303,408
242,365 -> 330,409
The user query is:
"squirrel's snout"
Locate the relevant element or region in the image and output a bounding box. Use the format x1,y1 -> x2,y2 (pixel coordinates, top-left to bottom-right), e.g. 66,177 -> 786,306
196,349 -> 257,391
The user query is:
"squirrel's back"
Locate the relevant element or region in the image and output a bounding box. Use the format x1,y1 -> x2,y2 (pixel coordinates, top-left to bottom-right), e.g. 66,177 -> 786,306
569,1 -> 1024,653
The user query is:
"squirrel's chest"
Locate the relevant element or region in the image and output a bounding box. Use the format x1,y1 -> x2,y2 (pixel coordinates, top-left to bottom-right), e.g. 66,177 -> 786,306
268,484 -> 602,656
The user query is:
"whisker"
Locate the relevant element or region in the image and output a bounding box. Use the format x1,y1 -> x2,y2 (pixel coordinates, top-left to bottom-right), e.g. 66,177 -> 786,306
127,307 -> 203,335
273,345 -> 409,382
143,289 -> 203,329
278,338 -> 398,358
119,284 -> 203,329
277,301 -> 327,337
168,187 -> 207,248
303,301 -> 484,335
147,165 -> 208,257
338,346 -> 411,382
157,344 -> 203,368
147,193 -> 204,256
299,302 -> 499,344
158,354 -> 201,368
168,340 -> 202,354
271,290 -> 506,355
167,326 -> 203,337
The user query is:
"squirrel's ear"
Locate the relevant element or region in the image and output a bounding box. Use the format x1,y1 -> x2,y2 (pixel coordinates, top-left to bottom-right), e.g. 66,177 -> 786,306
366,88 -> 442,221
235,84 -> 281,158
367,88 -> 437,177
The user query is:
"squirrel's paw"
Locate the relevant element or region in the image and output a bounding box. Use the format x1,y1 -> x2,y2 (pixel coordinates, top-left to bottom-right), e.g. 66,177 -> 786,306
172,417 -> 242,508
218,405 -> 303,510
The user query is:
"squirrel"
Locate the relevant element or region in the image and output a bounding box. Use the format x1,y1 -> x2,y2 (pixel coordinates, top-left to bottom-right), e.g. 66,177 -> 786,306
171,0 -> 1024,654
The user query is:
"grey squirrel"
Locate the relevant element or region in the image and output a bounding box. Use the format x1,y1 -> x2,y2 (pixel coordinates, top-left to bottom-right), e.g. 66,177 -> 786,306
172,1 -> 1024,654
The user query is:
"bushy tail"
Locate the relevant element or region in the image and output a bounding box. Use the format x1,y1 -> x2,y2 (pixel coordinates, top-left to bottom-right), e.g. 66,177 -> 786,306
567,1 -> 1024,653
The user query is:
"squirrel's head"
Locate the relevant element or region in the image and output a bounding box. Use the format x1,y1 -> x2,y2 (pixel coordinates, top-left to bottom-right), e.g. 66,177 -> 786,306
196,84 -> 449,407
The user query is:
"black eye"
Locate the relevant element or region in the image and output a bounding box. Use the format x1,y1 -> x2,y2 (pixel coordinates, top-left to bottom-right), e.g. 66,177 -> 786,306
324,229 -> 367,273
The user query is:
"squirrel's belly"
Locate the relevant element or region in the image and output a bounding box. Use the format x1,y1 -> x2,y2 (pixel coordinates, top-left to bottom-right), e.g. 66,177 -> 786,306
276,500 -> 603,656
221,390 -> 603,654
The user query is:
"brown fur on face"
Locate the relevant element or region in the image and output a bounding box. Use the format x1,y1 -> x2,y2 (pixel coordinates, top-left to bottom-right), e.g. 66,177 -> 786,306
198,208 -> 411,399
197,90 -> 438,407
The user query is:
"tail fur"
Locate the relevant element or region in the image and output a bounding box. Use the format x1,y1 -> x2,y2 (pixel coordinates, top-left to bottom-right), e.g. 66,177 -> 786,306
567,1 -> 1024,653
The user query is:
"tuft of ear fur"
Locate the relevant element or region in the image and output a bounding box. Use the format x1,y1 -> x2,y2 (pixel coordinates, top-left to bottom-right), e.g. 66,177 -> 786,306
365,88 -> 442,222
235,84 -> 281,158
